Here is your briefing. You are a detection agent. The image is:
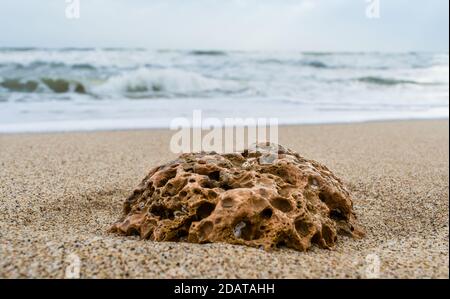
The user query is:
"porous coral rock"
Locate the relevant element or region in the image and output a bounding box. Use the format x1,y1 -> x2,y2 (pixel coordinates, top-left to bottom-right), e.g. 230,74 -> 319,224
110,143 -> 364,251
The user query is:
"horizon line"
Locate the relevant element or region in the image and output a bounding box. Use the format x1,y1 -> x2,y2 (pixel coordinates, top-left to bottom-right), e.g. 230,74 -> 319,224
0,46 -> 448,54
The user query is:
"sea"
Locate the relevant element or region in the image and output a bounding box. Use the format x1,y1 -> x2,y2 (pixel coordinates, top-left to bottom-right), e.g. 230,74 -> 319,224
0,48 -> 448,133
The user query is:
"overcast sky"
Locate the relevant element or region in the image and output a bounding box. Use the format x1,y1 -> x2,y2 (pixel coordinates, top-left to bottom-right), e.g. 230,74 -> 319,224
0,0 -> 448,51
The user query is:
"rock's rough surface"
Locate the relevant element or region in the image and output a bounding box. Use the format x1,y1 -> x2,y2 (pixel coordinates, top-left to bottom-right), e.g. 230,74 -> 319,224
110,144 -> 364,251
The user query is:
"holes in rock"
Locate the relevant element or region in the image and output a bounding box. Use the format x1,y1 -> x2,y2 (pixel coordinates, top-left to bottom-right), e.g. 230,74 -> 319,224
322,225 -> 336,246
233,220 -> 254,241
155,169 -> 177,187
264,167 -> 291,182
176,229 -> 188,239
260,208 -> 273,219
111,145 -> 364,252
276,240 -> 287,248
163,179 -> 187,197
308,176 -> 319,187
311,232 -> 321,245
200,180 -> 214,189
222,197 -> 234,208
208,171 -> 220,181
150,204 -> 174,220
143,185 -> 155,198
330,208 -> 347,221
319,192 -> 325,202
196,202 -> 216,219
295,219 -> 313,237
198,221 -> 213,239
220,183 -> 233,190
278,186 -> 292,197
270,197 -> 293,213
306,201 -> 316,213
130,188 -> 143,198
127,227 -> 140,236
319,191 -> 331,203
207,190 -> 218,198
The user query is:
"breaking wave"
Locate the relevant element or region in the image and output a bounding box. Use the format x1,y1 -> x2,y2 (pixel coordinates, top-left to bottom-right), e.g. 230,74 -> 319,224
257,58 -> 329,68
0,78 -> 86,93
0,68 -> 245,98
93,68 -> 244,98
188,50 -> 227,56
0,49 -> 448,132
357,76 -> 438,86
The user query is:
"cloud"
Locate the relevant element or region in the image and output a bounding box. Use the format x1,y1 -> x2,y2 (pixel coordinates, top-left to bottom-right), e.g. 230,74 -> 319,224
0,0 -> 447,51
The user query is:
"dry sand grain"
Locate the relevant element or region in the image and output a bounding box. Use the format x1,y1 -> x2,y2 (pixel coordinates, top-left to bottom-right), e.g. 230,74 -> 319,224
0,120 -> 448,278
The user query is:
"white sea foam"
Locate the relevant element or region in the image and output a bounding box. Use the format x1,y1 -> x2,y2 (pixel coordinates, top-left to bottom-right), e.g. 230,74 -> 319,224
0,49 -> 448,132
92,68 -> 242,97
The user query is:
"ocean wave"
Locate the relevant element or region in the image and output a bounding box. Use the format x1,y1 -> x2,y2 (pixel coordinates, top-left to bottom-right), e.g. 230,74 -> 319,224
0,68 -> 247,98
256,58 -> 329,68
0,61 -> 99,71
24,62 -> 98,71
93,68 -> 243,97
0,50 -> 447,104
188,50 -> 227,56
304,60 -> 328,68
0,47 -> 39,52
55,47 -> 148,52
356,76 -> 439,86
255,56 -> 444,70
0,78 -> 86,93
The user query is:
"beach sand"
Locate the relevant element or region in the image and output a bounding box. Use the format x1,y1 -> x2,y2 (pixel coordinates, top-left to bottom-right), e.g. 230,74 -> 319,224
0,120 -> 448,278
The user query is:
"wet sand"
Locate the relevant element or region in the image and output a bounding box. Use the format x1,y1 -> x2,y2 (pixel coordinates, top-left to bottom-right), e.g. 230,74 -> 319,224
0,120 -> 448,278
